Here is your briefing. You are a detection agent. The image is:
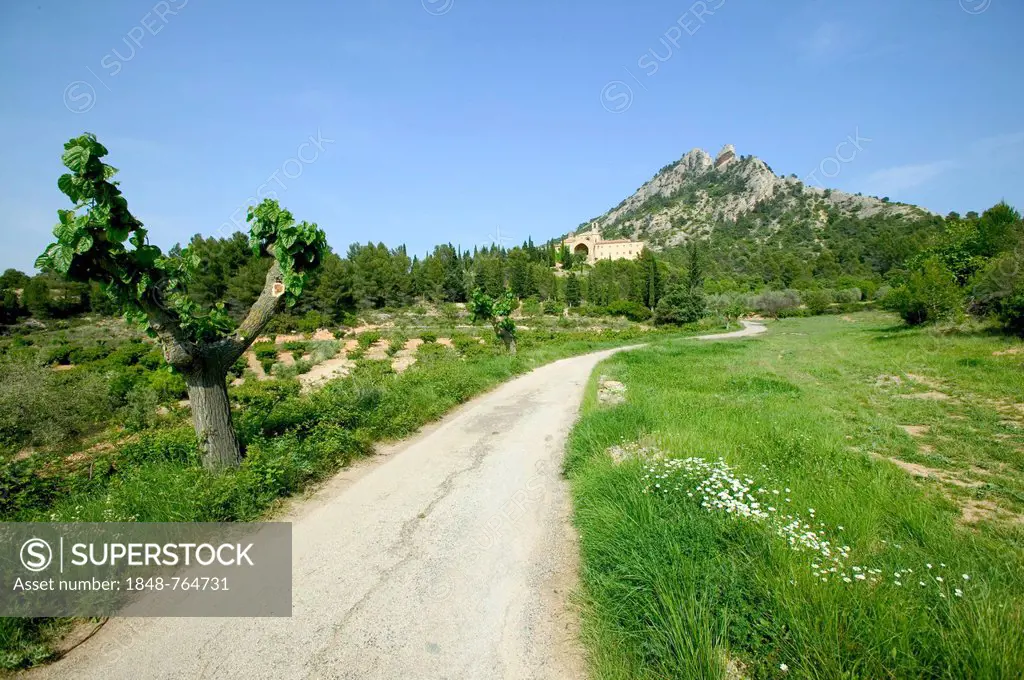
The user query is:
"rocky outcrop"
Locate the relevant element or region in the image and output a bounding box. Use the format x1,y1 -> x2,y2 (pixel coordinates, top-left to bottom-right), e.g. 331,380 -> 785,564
714,143 -> 736,170
583,144 -> 928,249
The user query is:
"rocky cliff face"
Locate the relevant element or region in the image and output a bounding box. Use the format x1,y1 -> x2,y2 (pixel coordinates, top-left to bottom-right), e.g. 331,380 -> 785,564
583,146 -> 928,249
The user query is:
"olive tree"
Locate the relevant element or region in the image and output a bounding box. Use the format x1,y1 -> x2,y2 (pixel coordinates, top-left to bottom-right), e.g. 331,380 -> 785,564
35,134 -> 327,469
469,288 -> 517,354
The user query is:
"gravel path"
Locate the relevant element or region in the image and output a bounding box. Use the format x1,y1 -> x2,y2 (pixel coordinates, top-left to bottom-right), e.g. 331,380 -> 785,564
693,319 -> 767,340
31,346 -> 643,680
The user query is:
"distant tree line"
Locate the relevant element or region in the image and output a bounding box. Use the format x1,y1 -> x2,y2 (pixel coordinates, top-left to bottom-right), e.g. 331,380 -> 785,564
4,200 -> 1023,334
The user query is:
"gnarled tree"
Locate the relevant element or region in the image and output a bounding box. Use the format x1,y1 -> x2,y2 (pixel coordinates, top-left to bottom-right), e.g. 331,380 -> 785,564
469,288 -> 517,354
35,134 -> 327,469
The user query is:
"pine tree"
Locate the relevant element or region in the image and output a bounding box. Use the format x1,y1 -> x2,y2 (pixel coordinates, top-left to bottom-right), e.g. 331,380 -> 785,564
565,272 -> 581,307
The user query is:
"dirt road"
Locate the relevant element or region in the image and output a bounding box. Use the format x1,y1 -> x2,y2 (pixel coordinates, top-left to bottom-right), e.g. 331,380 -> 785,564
693,319 -> 767,340
32,346 -> 642,680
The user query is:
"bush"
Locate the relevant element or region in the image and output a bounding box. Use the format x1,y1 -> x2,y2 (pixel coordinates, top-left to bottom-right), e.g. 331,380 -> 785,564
253,343 -> 278,361
147,369 -> 187,402
104,341 -> 151,367
604,300 -> 653,322
802,289 -> 834,315
542,299 -> 562,315
884,257 -> 962,325
308,340 -> 340,364
0,361 -> 111,451
358,331 -> 382,348
754,290 -> 801,318
282,341 -> 309,355
996,293 -> 1024,335
440,303 -> 460,322
420,331 -> 438,343
122,385 -> 159,432
833,287 -> 863,304
292,311 -> 329,334
68,344 -> 113,364
654,286 -> 707,326
970,250 -> 1024,334
521,297 -> 542,317
253,343 -> 278,374
44,344 -> 74,366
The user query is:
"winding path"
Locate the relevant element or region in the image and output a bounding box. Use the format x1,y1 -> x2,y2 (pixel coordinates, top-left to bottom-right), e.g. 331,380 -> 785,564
693,319 -> 767,341
32,323 -> 766,680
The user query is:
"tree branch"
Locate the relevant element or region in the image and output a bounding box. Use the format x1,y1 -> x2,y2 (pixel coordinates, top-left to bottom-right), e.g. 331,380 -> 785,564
218,261 -> 287,366
141,300 -> 199,370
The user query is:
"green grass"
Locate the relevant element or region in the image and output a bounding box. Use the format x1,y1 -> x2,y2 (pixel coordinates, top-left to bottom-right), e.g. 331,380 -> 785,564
567,312 -> 1024,679
0,321 -> 726,670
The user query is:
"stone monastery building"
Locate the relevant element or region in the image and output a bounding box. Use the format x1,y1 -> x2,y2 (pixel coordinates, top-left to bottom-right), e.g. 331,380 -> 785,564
562,225 -> 645,265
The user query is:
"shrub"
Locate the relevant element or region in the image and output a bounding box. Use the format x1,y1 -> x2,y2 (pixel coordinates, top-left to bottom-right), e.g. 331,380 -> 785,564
252,343 -> 278,361
521,297 -> 542,316
754,290 -> 801,318
884,257 -> 962,325
995,292 -> 1024,335
68,344 -> 113,365
0,361 -> 111,451
44,344 -> 74,366
385,335 -> 405,356
543,299 -> 562,315
833,287 -> 863,304
358,331 -> 382,348
308,340 -> 340,363
293,311 -> 329,334
104,341 -> 151,367
604,300 -> 653,322
802,289 -> 834,315
970,250 -> 1024,334
654,286 -> 707,325
147,370 -> 187,403
282,341 -> 309,355
440,303 -> 460,322
253,343 -> 278,374
420,331 -> 438,343
122,385 -> 160,432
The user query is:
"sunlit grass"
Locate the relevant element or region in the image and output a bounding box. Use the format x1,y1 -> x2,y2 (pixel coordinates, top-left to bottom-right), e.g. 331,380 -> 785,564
567,312 -> 1024,678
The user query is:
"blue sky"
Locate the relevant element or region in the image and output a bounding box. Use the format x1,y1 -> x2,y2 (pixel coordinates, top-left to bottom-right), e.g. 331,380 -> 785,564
1,0 -> 1022,272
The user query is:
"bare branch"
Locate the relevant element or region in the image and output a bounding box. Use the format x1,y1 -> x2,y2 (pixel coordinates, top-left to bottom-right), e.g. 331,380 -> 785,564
219,261 -> 287,366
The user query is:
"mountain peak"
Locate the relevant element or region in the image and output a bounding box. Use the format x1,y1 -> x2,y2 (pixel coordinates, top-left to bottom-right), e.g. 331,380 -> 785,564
588,145 -> 927,248
714,144 -> 737,170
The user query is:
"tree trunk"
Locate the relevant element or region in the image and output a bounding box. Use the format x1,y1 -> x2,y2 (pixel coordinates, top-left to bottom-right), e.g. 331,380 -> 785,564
186,362 -> 241,470
499,328 -> 517,355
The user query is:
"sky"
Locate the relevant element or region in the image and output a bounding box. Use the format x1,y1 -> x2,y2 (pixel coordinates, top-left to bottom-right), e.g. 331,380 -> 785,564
1,0 -> 1022,272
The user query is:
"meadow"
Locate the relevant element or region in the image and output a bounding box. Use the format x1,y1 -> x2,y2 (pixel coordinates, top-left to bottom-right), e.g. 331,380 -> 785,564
566,312 -> 1024,679
0,304 -> 721,670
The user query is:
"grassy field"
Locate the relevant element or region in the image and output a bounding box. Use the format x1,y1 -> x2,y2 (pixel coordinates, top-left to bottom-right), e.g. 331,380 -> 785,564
0,312 -> 727,670
566,312 -> 1024,679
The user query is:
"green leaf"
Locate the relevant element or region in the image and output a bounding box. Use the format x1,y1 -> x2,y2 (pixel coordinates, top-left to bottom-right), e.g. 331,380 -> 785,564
132,245 -> 161,268
61,145 -> 90,173
57,174 -> 79,202
74,234 -> 94,254
107,223 -> 130,243
129,228 -> 149,249
51,244 -> 74,273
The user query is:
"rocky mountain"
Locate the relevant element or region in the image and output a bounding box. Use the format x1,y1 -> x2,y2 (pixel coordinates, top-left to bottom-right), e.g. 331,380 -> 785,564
581,145 -> 931,249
